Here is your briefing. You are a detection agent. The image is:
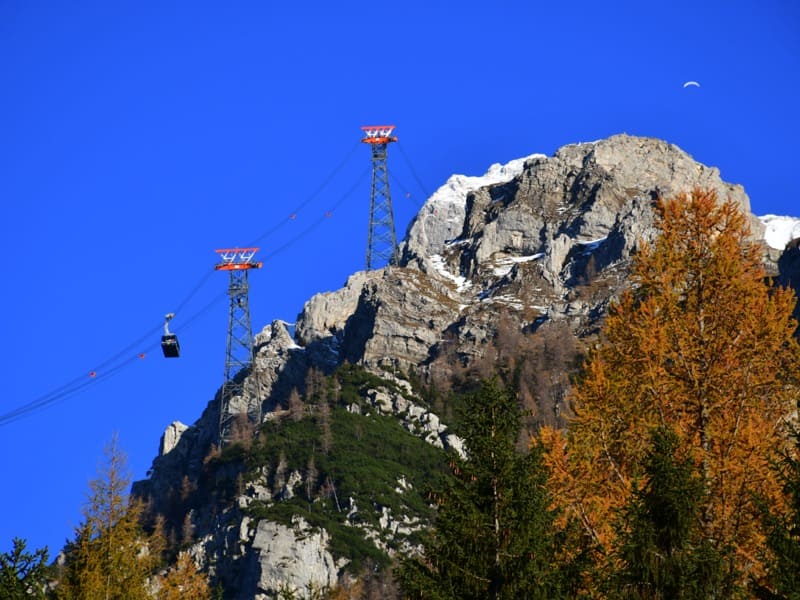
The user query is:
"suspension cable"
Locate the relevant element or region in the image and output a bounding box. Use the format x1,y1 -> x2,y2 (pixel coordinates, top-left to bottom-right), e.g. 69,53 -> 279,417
0,141 -> 376,427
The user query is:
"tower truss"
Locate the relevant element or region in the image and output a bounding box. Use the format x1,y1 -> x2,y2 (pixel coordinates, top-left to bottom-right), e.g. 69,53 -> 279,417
361,125 -> 398,270
215,247 -> 263,445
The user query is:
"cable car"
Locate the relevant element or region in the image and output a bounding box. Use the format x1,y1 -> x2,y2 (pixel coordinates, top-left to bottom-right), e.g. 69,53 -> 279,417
161,313 -> 180,358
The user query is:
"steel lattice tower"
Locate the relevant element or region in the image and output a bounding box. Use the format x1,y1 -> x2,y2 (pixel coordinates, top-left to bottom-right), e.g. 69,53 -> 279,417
361,125 -> 398,270
215,248 -> 262,445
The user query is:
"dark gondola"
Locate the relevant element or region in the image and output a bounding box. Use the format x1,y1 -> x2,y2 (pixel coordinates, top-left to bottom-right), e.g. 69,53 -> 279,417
161,313 -> 180,358
161,333 -> 180,358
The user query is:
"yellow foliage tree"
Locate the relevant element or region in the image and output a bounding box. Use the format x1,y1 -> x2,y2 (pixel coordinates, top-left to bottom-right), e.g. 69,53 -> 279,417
55,434 -> 165,600
155,551 -> 211,600
541,189 -> 800,587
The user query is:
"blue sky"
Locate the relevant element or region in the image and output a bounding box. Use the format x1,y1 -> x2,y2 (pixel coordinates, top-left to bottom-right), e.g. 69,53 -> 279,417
1,1 -> 798,556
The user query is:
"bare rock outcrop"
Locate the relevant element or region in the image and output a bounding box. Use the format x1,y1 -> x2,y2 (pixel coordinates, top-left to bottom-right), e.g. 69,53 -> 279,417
250,518 -> 338,598
159,421 -> 189,456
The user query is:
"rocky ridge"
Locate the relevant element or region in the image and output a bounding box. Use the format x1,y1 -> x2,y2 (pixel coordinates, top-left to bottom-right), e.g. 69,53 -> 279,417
134,134 -> 800,599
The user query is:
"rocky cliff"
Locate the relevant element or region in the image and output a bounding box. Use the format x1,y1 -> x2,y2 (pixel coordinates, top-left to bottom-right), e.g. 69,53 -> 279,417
133,134 -> 800,599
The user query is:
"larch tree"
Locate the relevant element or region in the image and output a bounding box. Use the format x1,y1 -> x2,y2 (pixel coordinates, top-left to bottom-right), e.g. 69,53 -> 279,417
55,434 -> 165,600
155,552 -> 211,600
541,189 -> 800,590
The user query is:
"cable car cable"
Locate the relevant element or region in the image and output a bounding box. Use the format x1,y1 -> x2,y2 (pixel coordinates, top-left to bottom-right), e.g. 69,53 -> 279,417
0,290 -> 228,428
0,355 -> 141,427
396,141 -> 431,200
389,172 -> 426,208
247,141 -> 361,248
263,165 -> 371,261
1,141 -> 370,427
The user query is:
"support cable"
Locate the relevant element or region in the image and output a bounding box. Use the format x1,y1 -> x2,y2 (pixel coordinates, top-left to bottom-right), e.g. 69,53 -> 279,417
247,141 -> 361,248
0,290 -> 227,427
0,141 -> 375,427
396,141 -> 431,201
264,165 -> 371,261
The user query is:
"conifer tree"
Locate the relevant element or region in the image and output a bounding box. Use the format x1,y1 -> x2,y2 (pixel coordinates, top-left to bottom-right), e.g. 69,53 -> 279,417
541,189 -> 800,589
610,427 -> 732,599
398,378 -> 568,599
155,552 -> 211,600
55,434 -> 165,600
753,428 -> 800,599
0,538 -> 49,600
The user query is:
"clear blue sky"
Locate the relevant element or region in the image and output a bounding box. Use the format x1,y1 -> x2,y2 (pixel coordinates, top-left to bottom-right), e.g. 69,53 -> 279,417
1,1 -> 798,556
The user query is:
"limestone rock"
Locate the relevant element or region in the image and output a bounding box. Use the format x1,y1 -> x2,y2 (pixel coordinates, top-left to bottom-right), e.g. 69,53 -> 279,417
250,518 -> 338,598
159,421 -> 188,456
401,154 -> 541,263
338,267 -> 462,371
296,272 -> 380,347
250,320 -> 307,415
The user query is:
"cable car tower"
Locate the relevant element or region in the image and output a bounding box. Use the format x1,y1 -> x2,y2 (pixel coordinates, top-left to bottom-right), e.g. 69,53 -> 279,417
215,248 -> 262,445
361,125 -> 399,270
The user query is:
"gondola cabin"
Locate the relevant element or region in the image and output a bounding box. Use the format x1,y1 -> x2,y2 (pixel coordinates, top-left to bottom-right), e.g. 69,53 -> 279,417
161,333 -> 180,358
161,313 -> 180,358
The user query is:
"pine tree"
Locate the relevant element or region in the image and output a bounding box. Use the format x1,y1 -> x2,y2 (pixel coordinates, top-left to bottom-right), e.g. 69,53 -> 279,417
541,189 -> 800,589
0,538 -> 49,600
55,434 -> 165,600
398,378 -> 567,599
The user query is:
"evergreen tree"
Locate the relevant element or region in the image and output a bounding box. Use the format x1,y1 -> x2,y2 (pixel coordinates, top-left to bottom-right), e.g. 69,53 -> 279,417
55,434 -> 165,600
753,428 -> 800,599
610,427 -> 731,599
0,538 -> 49,600
541,189 -> 800,590
398,378 -> 567,599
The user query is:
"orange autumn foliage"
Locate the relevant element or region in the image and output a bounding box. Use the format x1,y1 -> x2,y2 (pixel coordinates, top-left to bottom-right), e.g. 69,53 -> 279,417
541,189 -> 800,582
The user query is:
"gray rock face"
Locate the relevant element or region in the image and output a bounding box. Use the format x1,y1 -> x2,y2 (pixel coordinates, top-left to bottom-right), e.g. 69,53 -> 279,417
292,136 -> 779,386
251,320 -> 307,411
339,267 -> 463,369
159,421 -> 189,456
250,518 -> 338,598
401,154 -> 540,263
447,134 -> 757,280
296,272 -> 380,346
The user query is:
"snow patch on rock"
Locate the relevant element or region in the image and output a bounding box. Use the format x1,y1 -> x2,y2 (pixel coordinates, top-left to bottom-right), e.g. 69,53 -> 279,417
760,215 -> 800,250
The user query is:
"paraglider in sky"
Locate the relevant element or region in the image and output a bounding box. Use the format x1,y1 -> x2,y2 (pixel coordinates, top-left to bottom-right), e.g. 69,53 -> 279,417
683,81 -> 700,88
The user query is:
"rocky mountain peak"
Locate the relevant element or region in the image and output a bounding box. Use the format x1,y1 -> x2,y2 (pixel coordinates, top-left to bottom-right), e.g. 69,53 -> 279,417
135,133 -> 800,598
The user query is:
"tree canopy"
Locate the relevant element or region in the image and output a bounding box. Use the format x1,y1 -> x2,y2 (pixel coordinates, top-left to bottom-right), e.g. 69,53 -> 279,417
399,378 -> 575,599
541,188 -> 800,591
55,434 -> 166,600
0,538 -> 49,600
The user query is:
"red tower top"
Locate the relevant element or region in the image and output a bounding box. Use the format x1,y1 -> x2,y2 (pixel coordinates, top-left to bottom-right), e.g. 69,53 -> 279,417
361,125 -> 397,145
214,248 -> 263,271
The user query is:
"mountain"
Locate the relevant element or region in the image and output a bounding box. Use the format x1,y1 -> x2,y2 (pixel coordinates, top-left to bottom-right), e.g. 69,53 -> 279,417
132,134 -> 800,598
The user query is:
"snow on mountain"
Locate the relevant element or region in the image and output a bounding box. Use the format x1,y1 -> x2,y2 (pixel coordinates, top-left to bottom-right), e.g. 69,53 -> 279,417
427,154 -> 543,216
403,154 -> 545,259
759,215 -> 800,250
429,253 -> 471,292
